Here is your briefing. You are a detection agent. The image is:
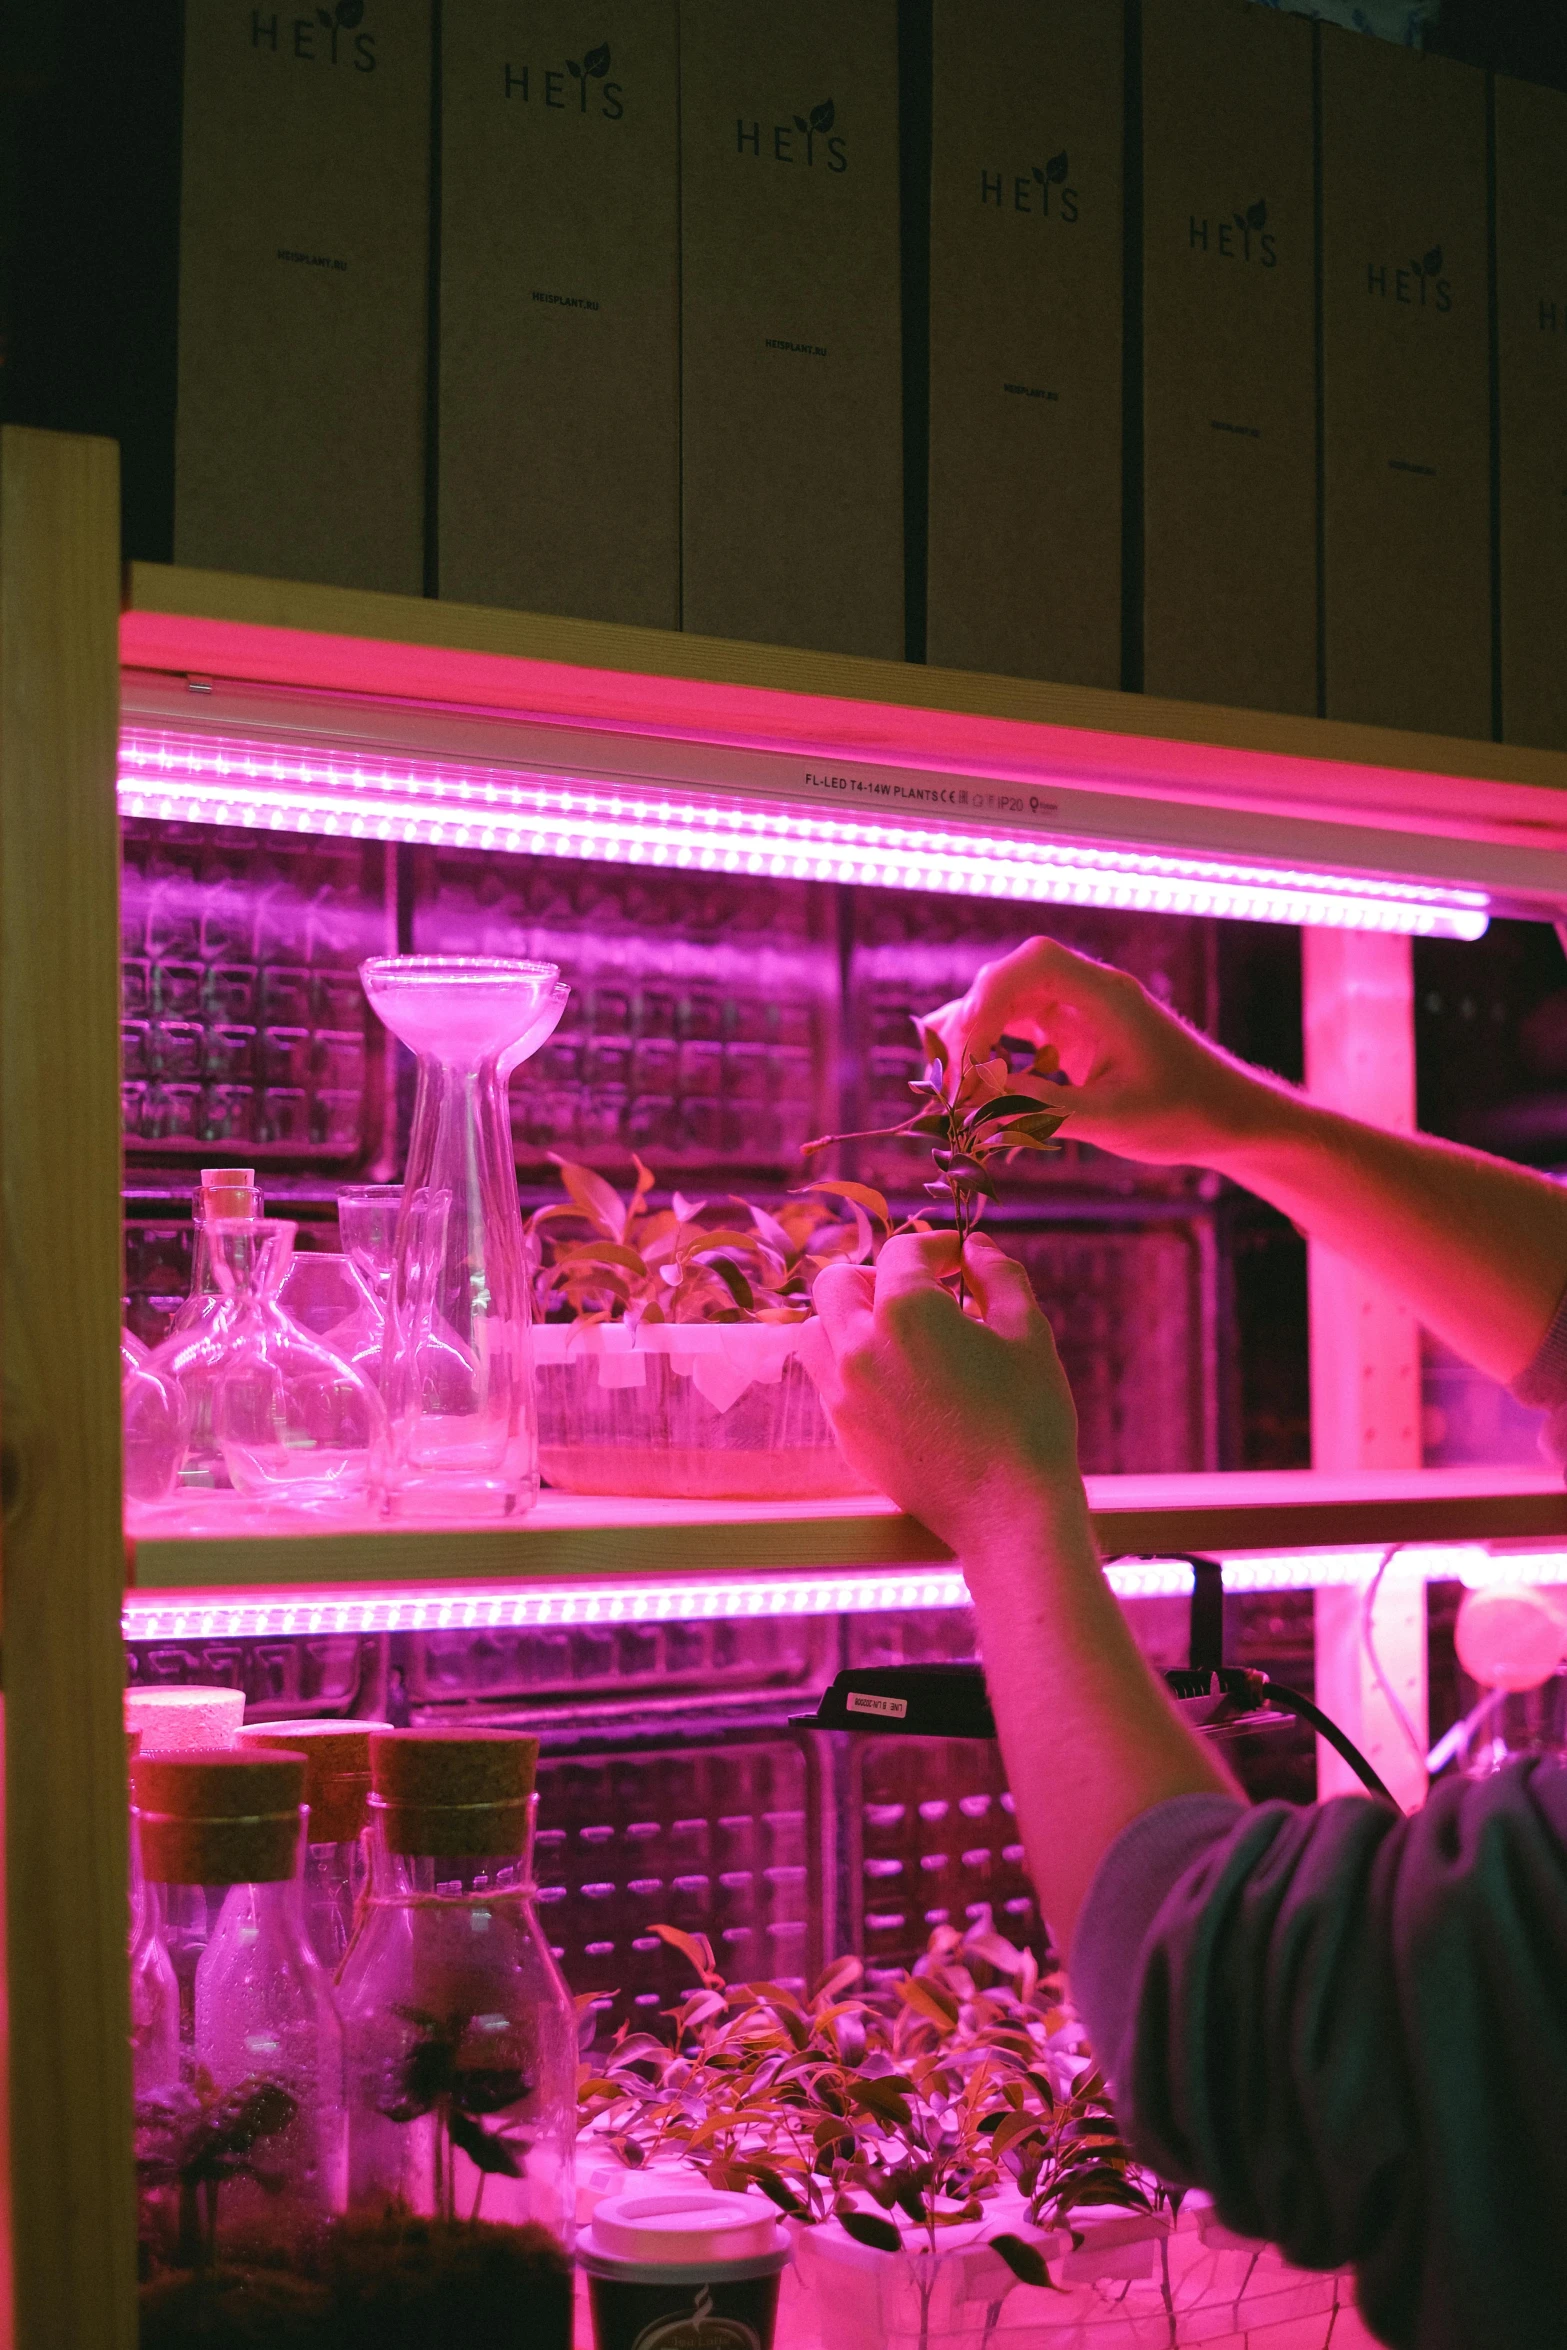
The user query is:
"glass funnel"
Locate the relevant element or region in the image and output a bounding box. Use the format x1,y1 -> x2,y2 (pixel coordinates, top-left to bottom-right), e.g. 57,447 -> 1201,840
360,957 -> 568,1520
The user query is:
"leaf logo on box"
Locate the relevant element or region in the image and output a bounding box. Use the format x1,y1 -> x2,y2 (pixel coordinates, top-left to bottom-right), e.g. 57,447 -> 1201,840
980,151 -> 1079,222
503,43 -> 625,119
249,3 -> 377,70
736,98 -> 847,171
1365,245 -> 1451,311
1188,199 -> 1275,265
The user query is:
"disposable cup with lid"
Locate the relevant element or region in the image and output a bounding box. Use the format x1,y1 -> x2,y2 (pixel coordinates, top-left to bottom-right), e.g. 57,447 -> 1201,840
582,2185 -> 788,2350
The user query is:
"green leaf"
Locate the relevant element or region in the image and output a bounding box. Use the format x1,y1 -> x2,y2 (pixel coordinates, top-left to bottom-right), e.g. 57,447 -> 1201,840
650,1923 -> 724,1987
448,2108 -> 523,2177
798,1178 -> 891,1226
990,2234 -> 1056,2289
847,2074 -> 913,2127
838,2208 -> 902,2253
710,1256 -> 755,1311
750,2165 -> 810,2217
550,1155 -> 628,1239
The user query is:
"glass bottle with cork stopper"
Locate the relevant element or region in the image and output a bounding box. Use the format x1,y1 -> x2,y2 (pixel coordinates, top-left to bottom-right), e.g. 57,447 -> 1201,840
333,1729 -> 575,2339
129,1747 -> 346,2328
236,1720 -> 390,1972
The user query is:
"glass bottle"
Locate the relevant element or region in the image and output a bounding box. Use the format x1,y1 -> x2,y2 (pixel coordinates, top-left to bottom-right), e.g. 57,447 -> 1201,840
168,1166 -> 263,1337
336,1731 -> 576,2276
130,1749 -> 345,2309
360,957 -> 568,1519
236,1720 -> 390,1972
121,1335 -> 190,1508
127,1727 -> 180,2103
196,1218 -> 386,1511
332,1182 -> 402,1395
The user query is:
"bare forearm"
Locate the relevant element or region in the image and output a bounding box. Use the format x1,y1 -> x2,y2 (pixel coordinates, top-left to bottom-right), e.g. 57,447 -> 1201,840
963,1495 -> 1239,1957
1210,1077 -> 1567,1387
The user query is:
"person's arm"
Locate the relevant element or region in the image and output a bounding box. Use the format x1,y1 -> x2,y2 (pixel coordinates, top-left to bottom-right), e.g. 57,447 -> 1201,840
812,1232 -> 1241,1955
925,935 -> 1567,1387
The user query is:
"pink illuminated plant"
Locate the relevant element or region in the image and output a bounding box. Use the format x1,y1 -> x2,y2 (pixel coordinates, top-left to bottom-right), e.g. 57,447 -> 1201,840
529,1158 -> 897,1326
579,1914 -> 1153,2291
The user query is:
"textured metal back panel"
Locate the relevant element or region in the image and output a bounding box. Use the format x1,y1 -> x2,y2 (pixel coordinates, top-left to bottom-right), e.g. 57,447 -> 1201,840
534,1740 -> 811,2035
121,820 -> 392,1162
410,847 -> 837,1174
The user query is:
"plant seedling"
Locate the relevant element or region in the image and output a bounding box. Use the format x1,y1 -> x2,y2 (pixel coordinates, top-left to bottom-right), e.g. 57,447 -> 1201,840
135,2070 -> 300,2274
376,2008 -> 533,2225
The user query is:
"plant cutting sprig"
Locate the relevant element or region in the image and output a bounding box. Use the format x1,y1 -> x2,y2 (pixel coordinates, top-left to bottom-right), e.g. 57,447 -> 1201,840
802,1025 -> 1070,1305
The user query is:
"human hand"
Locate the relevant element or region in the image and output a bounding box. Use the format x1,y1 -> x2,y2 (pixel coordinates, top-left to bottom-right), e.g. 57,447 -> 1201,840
811,1231 -> 1089,1561
923,935 -> 1275,1167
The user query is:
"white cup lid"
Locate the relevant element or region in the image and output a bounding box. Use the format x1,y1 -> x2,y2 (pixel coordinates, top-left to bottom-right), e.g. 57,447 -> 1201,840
589,2186 -> 783,2266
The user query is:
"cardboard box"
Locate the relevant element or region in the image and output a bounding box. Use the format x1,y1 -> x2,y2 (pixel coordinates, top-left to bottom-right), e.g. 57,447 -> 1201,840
439,2 -> 680,626
925,0 -> 1122,688
1495,75 -> 1567,751
1142,0 -> 1316,715
175,0 -> 431,594
680,0 -> 903,658
1319,30 -> 1490,738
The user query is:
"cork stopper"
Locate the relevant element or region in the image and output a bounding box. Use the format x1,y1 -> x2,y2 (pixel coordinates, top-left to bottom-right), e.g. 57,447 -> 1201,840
133,1748 -> 306,1885
370,1729 -> 538,1857
201,1166 -> 257,1217
236,1721 -> 388,1845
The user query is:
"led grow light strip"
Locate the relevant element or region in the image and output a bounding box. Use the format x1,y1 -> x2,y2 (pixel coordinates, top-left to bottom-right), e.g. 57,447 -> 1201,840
116,728 -> 1491,940
120,1544 -> 1533,1644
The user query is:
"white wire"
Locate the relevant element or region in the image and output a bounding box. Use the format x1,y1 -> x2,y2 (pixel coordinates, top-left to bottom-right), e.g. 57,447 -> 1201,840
1360,1544 -> 1429,1782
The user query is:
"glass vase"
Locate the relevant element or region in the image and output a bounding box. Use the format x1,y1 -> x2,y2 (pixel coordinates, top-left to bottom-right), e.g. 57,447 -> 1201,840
360,957 -> 568,1521
122,1336 -> 191,1508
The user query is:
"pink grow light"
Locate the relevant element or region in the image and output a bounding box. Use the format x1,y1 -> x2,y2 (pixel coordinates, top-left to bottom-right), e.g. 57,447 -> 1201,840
117,726 -> 1490,940
118,1546 -> 1524,1644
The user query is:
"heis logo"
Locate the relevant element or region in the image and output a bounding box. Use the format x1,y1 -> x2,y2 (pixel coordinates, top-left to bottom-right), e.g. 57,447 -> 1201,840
504,39 -> 625,119
980,149 -> 1079,221
1366,245 -> 1451,310
736,97 -> 847,171
1189,198 -> 1275,264
250,3 -> 378,70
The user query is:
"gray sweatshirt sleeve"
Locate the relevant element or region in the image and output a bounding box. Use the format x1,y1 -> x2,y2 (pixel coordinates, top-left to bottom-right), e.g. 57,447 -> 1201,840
1070,1764 -> 1567,2350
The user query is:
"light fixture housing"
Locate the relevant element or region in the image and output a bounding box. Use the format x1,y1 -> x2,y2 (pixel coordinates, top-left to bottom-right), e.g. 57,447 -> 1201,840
118,717 -> 1492,941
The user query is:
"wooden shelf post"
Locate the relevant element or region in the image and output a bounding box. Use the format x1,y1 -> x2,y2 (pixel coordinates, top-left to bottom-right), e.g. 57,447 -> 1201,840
1303,928 -> 1429,1811
0,427 -> 136,2345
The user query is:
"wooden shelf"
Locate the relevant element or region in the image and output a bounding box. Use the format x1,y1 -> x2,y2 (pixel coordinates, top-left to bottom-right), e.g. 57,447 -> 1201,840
126,1465 -> 1567,1597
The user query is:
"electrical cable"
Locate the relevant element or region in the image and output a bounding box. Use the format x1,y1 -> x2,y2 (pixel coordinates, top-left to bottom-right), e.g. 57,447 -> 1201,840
1359,1544 -> 1428,1786
1252,1678 -> 1397,1804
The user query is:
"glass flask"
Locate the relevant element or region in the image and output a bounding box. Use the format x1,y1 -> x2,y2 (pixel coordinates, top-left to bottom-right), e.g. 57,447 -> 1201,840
130,1749 -> 346,2331
336,1729 -> 576,2318
279,1250 -> 364,1340
236,1720 -> 390,1972
122,1335 -> 190,1507
360,957 -> 568,1519
200,1218 -> 386,1510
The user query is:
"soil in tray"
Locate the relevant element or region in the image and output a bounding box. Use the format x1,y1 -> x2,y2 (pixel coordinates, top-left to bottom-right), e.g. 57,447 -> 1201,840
539,1443 -> 873,1501
138,2215 -> 572,2349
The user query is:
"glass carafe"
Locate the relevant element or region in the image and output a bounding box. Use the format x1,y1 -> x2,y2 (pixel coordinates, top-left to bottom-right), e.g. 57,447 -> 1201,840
329,1182 -> 403,1396
166,1167 -> 263,1340
360,957 -> 568,1519
130,1749 -> 345,2329
206,1219 -> 387,1511
336,1731 -> 576,2291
